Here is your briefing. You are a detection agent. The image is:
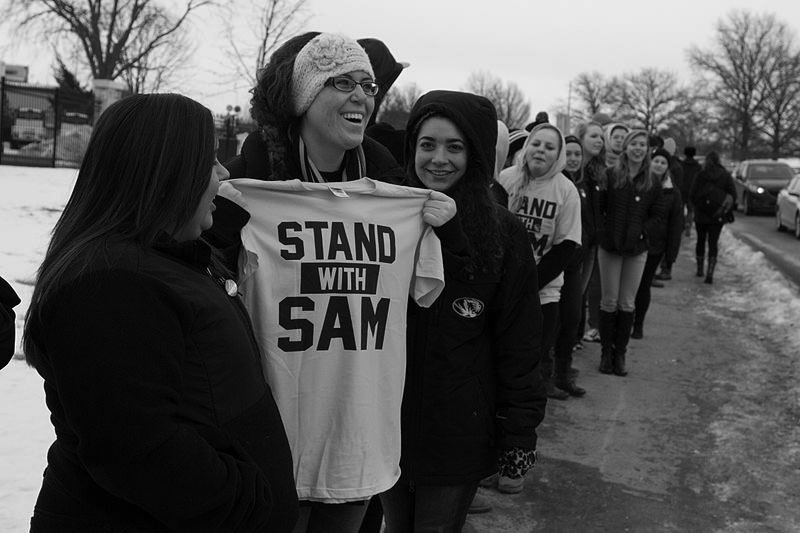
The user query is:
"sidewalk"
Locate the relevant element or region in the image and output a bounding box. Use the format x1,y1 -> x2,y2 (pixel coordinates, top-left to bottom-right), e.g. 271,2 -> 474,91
465,235 -> 800,532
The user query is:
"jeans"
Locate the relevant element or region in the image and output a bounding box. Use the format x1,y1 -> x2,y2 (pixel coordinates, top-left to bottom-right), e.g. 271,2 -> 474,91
695,222 -> 723,258
293,501 -> 370,533
634,252 -> 664,328
598,248 -> 647,312
380,481 -> 478,533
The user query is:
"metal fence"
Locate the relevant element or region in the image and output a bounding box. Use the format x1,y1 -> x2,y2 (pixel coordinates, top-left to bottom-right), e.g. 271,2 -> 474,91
1,77 -> 94,168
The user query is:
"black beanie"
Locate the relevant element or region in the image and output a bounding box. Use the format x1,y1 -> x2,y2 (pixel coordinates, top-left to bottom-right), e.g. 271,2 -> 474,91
651,148 -> 671,162
684,146 -> 696,158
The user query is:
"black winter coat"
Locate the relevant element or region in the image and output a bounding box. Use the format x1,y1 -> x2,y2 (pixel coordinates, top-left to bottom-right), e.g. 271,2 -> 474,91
27,239 -> 298,532
681,158 -> 702,207
648,185 -> 684,263
600,168 -> 664,256
690,164 -> 737,226
579,161 -> 606,247
402,208 -> 547,485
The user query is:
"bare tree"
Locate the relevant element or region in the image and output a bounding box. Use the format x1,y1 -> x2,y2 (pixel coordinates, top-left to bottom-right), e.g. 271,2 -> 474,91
464,71 -> 530,129
754,38 -> 800,157
616,68 -> 687,134
688,10 -> 787,159
0,0 -> 210,87
571,71 -> 624,120
119,18 -> 196,93
220,0 -> 309,88
376,82 -> 422,129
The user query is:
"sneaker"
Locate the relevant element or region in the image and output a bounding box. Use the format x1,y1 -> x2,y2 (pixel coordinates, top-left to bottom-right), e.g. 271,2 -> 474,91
573,341 -> 584,351
582,328 -> 600,342
497,475 -> 524,494
654,270 -> 672,281
651,279 -> 665,288
468,491 -> 493,514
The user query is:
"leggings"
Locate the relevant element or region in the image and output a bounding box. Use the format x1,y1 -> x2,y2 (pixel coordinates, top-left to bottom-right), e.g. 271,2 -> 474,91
598,248 -> 647,312
634,252 -> 664,327
539,302 -> 560,379
695,222 -> 723,258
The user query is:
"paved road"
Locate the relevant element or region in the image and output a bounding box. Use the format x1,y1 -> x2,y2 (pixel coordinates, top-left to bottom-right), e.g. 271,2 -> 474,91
465,235 -> 800,533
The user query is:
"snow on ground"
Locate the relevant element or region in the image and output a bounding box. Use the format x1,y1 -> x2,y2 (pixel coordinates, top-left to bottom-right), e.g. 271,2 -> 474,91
1,165 -> 800,531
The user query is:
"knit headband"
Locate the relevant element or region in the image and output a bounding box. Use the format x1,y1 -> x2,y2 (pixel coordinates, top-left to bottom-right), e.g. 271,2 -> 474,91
291,33 -> 374,116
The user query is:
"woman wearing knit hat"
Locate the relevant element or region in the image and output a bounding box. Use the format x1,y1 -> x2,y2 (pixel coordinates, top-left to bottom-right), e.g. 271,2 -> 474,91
631,148 -> 684,339
379,90 -> 546,530
597,130 -> 665,376
499,122 -> 582,405
205,32 -> 457,533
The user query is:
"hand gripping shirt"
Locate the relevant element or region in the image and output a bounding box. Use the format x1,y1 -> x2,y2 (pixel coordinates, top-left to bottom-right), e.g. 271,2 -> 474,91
220,178 -> 445,502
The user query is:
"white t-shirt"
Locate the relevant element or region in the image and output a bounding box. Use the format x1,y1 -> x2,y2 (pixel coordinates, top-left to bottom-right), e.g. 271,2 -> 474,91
498,170 -> 581,304
220,178 -> 444,502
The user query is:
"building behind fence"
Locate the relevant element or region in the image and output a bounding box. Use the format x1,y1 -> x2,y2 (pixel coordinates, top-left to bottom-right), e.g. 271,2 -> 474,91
1,76 -> 254,168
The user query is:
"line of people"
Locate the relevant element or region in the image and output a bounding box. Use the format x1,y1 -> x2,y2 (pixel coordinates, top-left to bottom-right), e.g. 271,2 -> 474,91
16,30 -> 739,533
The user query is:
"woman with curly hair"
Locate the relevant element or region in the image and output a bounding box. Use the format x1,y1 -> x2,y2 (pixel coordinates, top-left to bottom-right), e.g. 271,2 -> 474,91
379,90 -> 546,531
207,32 -> 457,533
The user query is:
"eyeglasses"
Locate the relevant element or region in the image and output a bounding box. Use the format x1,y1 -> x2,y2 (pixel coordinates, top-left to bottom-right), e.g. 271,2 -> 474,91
325,76 -> 380,97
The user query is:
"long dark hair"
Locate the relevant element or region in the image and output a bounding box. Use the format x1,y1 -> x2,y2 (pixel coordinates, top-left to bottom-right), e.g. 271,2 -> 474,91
249,31 -> 321,180
24,93 -> 216,367
406,110 -> 504,273
610,129 -> 656,192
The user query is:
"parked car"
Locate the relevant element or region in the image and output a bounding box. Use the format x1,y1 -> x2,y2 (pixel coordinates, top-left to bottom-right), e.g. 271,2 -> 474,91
779,157 -> 800,175
775,175 -> 800,239
732,159 -> 794,215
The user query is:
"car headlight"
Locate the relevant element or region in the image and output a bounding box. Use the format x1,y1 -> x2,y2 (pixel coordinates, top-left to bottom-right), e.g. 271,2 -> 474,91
756,186 -> 765,194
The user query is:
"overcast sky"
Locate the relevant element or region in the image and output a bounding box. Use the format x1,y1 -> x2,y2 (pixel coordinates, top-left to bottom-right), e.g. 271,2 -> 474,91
4,0 -> 800,118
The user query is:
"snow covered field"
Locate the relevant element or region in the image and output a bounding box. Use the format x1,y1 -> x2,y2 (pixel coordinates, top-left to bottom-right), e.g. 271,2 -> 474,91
1,164 -> 800,531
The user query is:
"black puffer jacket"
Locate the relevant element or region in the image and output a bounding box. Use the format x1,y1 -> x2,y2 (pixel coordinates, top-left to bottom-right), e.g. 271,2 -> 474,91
690,164 -> 737,226
580,159 -> 606,247
27,239 -> 298,532
648,184 -> 684,263
400,90 -> 547,485
600,167 -> 665,256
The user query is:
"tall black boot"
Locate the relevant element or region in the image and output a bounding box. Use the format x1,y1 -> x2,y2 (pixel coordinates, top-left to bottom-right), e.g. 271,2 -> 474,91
696,255 -> 704,277
554,352 -> 586,397
598,310 -> 616,374
705,257 -> 717,284
613,311 -> 635,376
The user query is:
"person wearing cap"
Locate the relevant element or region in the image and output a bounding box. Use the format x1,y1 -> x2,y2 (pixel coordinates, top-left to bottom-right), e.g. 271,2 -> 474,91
631,148 -> 683,339
206,32 -> 457,533
380,90 -> 546,530
504,129 -> 528,168
500,121 -> 582,407
653,138 -> 684,282
597,130 -> 665,376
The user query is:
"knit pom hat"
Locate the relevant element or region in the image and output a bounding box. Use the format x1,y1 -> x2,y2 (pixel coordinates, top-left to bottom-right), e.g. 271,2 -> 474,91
651,148 -> 671,163
291,33 -> 374,116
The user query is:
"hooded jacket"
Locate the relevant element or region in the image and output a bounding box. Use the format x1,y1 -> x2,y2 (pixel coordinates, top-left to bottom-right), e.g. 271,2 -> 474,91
360,37 -> 407,164
399,90 -> 546,485
498,123 -> 582,304
690,162 -> 737,225
648,176 -> 684,263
